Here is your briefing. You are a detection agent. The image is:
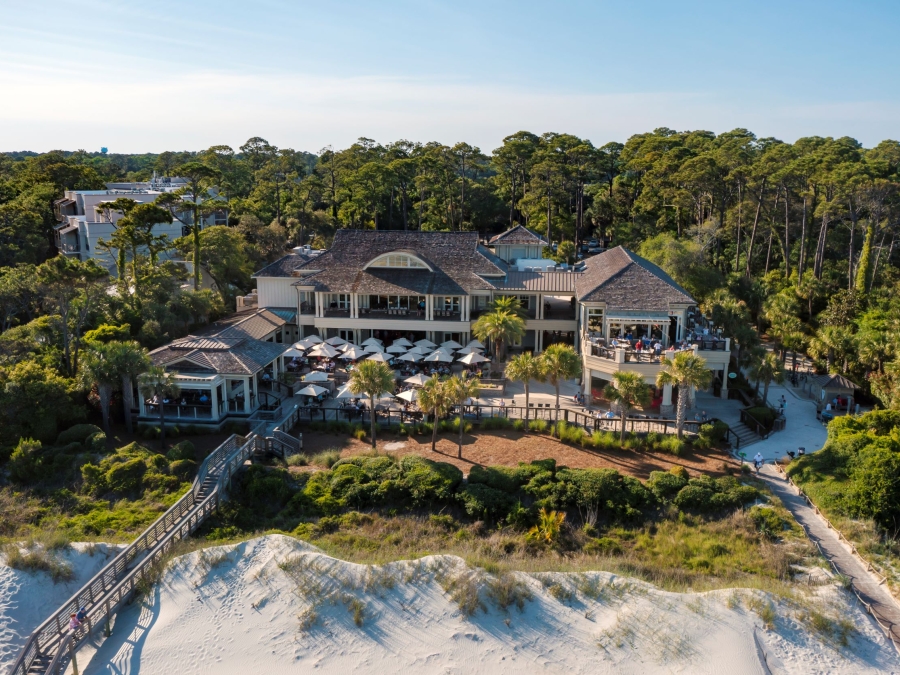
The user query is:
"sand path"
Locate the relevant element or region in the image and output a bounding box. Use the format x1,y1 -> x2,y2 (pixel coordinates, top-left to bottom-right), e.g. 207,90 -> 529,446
758,464 -> 900,654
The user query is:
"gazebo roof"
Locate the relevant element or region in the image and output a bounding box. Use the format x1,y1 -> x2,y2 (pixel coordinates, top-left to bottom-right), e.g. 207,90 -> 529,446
811,373 -> 860,391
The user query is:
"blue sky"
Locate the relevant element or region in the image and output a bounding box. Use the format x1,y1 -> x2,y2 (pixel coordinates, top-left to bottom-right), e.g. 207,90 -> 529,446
1,0 -> 898,153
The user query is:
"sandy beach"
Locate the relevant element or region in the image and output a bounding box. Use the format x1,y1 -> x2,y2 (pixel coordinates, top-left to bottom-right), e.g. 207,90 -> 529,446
6,535 -> 877,675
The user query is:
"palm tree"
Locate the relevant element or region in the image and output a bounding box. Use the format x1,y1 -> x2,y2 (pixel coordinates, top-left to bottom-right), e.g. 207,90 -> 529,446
472,309 -> 525,369
603,371 -> 651,442
448,375 -> 480,458
540,343 -> 582,436
107,340 -> 151,436
80,343 -> 120,435
656,351 -> 711,439
809,325 -> 853,373
418,377 -> 454,452
348,360 -> 395,448
505,352 -> 545,419
490,295 -> 528,320
749,351 -> 784,406
139,365 -> 181,450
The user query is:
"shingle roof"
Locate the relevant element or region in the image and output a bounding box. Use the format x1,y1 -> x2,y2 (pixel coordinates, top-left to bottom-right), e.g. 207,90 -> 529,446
811,373 -> 860,391
489,270 -> 580,293
149,336 -> 286,375
253,251 -> 321,278
488,225 -> 547,245
194,308 -> 286,341
575,246 -> 694,308
291,230 -> 506,295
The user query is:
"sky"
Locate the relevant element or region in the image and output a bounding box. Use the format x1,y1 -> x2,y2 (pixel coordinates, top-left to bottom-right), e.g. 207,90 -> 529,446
1,0 -> 899,154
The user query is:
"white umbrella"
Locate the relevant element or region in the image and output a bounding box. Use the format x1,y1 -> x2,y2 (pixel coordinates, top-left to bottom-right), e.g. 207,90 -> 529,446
414,339 -> 437,348
409,345 -> 431,355
337,342 -> 351,352
365,343 -> 385,354
294,339 -> 315,350
303,371 -> 329,382
335,384 -> 367,399
325,336 -> 348,346
456,345 -> 484,355
441,339 -> 463,350
305,334 -> 324,344
340,346 -> 366,360
458,351 -> 489,365
361,337 -> 383,347
396,389 -> 418,403
309,343 -> 340,358
297,384 -> 328,397
466,339 -> 485,349
423,351 -> 452,363
404,373 -> 432,386
392,338 -> 414,347
397,352 -> 421,362
386,344 -> 407,354
367,352 -> 393,363
282,347 -> 306,357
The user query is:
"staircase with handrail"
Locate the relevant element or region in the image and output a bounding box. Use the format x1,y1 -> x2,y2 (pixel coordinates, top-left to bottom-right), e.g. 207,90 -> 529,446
7,423 -> 296,675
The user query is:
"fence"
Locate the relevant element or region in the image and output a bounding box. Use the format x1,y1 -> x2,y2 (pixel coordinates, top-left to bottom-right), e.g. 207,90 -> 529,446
9,433 -> 259,675
773,463 -> 900,655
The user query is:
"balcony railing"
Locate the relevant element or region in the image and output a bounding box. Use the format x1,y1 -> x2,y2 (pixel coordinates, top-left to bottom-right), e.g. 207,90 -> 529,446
322,307 -> 460,321
693,339 -> 727,351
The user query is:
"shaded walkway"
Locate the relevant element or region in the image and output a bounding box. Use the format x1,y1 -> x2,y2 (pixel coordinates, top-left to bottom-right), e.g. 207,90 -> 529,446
758,464 -> 900,655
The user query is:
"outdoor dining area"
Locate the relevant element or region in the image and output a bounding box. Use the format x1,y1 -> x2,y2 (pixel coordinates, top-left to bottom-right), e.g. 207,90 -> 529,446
281,333 -> 492,417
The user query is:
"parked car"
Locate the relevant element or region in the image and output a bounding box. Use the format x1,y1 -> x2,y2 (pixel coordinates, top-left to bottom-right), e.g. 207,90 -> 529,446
588,245 -> 601,254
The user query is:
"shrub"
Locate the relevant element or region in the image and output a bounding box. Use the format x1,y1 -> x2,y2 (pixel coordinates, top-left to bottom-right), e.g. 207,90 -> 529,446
166,441 -> 196,462
481,416 -> 512,431
659,436 -> 686,456
647,470 -> 688,501
310,450 -> 341,468
467,464 -> 543,494
399,455 -> 462,505
554,421 -> 586,445
457,483 -> 517,521
512,419 -> 526,432
105,458 -> 147,493
749,506 -> 788,539
583,536 -> 623,555
670,465 -> 689,480
526,508 -> 565,546
56,424 -> 103,447
9,438 -> 44,484
528,419 -> 548,433
286,453 -> 309,467
590,431 -> 619,451
485,573 -> 532,612
83,431 -> 106,453
168,459 -> 197,481
746,406 -> 776,430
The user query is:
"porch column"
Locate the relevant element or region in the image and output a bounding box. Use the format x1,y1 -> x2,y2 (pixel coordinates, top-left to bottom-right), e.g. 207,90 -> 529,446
536,330 -> 543,353
138,393 -> 147,417
426,295 -> 433,321
661,384 -> 674,417
314,293 -> 323,317
462,296 -> 469,321
243,377 -> 252,413
720,364 -> 729,400
583,369 -> 592,404
209,385 -> 219,420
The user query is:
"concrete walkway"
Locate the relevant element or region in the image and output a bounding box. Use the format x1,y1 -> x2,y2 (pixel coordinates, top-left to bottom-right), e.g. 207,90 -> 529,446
757,463 -> 900,652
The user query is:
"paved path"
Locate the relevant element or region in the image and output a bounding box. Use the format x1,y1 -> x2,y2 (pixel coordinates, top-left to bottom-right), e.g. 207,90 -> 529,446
757,464 -> 900,652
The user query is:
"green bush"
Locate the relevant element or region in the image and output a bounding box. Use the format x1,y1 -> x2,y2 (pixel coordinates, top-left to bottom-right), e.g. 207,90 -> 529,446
590,431 -> 619,451
468,464 -> 544,494
399,455 -> 463,505
84,431 -> 106,453
659,436 -> 686,456
512,419 -> 526,432
56,424 -> 103,447
528,419 -> 549,433
80,442 -> 176,497
481,416 -> 512,431
166,441 -> 196,462
745,406 -> 776,430
105,458 -> 147,493
9,438 -> 44,484
647,470 -> 688,501
673,476 -> 758,513
168,459 -> 197,481
457,483 -> 516,521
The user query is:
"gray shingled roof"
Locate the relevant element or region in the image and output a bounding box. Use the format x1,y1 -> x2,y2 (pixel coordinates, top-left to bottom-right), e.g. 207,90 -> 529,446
194,308 -> 286,341
575,246 -> 694,308
291,230 -> 505,295
150,335 -> 286,375
488,224 -> 548,245
811,373 -> 860,391
489,270 -> 580,293
253,251 -> 321,278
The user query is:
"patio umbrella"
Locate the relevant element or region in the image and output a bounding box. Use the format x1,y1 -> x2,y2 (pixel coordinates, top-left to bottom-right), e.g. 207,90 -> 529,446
309,343 -> 340,358
364,343 -> 385,354
386,344 -> 407,354
414,339 -> 437,348
392,338 -> 414,347
325,336 -> 348,346
282,347 -> 306,357
303,371 -> 329,382
361,337 -> 383,347
337,342 -> 351,352
340,346 -> 366,360
397,352 -> 421,362
297,384 -> 328,397
294,339 -> 315,350
466,339 -> 485,349
441,339 -> 463,350
423,351 -> 453,363
396,389 -> 418,403
305,334 -> 324,344
409,345 -> 431,355
458,351 -> 489,365
366,352 -> 393,363
456,345 -> 484,355
335,384 -> 368,399
404,373 -> 432,386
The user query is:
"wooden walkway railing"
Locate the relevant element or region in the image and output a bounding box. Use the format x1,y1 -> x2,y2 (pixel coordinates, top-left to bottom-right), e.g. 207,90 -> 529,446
9,432 -> 265,675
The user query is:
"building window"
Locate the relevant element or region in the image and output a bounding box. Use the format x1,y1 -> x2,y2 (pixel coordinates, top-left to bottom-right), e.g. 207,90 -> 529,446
336,294 -> 350,309
442,297 -> 460,312
587,308 -> 603,335
367,253 -> 430,269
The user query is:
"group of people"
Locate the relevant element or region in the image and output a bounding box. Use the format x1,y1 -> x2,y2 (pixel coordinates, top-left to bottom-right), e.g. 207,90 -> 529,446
69,607 -> 88,631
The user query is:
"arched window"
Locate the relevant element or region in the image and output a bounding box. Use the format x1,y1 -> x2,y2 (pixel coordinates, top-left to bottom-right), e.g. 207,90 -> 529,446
365,252 -> 431,270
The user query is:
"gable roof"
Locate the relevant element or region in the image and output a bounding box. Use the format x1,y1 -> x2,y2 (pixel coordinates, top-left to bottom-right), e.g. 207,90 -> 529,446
253,250 -> 321,278
194,308 -> 286,341
811,373 -> 860,391
290,230 -> 506,295
488,224 -> 547,245
575,246 -> 694,309
149,336 -> 286,376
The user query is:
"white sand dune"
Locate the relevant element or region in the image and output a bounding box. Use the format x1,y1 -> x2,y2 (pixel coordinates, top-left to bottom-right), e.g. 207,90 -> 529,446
56,535 -> 897,675
0,543 -> 121,672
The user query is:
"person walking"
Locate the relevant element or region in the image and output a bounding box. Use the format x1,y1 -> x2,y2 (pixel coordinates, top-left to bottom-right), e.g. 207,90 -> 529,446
753,452 -> 764,473
69,613 -> 81,631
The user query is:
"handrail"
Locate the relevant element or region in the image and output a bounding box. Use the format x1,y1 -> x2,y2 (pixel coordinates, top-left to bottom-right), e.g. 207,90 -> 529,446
9,433 -> 255,675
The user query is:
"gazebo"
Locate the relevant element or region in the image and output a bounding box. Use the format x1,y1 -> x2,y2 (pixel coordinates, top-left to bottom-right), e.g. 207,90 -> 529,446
810,373 -> 860,412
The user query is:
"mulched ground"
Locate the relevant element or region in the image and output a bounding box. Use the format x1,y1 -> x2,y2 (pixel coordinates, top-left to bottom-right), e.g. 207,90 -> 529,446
299,429 -> 736,479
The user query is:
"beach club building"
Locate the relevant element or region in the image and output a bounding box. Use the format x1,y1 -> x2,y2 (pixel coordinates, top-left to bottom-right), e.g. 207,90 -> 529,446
142,226 -> 731,427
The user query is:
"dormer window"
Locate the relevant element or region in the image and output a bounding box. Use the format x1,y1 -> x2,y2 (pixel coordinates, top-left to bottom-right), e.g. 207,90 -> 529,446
366,252 -> 431,270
